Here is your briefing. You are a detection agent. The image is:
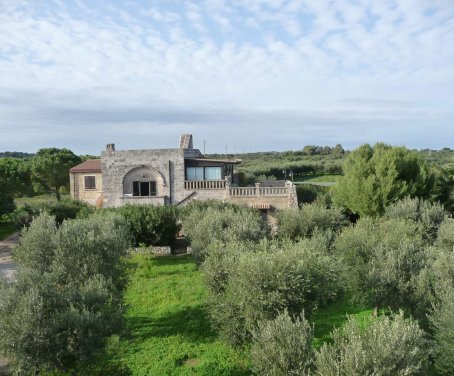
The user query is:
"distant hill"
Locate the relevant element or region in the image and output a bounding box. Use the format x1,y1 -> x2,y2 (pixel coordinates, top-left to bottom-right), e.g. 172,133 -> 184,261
0,151 -> 34,158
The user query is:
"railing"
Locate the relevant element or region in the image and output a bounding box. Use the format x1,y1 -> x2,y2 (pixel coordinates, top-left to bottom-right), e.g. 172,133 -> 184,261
229,187 -> 257,196
185,180 -> 226,190
259,187 -> 287,196
229,186 -> 288,197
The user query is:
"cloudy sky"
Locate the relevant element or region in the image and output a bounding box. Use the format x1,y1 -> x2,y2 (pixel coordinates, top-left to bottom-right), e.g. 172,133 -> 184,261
0,0 -> 453,154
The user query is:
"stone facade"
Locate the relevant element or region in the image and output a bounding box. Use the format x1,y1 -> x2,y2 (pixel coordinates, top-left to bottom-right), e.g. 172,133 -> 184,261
70,134 -> 298,210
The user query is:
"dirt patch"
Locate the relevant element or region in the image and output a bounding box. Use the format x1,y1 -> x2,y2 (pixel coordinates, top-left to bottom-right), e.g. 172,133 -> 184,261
0,233 -> 18,282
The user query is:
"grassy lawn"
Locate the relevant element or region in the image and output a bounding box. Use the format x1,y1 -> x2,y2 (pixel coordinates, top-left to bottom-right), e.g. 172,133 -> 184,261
14,194 -> 70,206
107,254 -> 431,375
0,222 -> 16,240
110,254 -> 251,375
294,174 -> 342,183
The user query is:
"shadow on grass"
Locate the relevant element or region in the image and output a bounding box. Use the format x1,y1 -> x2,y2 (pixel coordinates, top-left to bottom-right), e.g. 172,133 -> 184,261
312,298 -> 373,347
126,304 -> 216,344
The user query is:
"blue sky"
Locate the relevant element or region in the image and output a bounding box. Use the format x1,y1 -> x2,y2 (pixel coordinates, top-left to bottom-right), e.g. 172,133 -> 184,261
0,0 -> 453,154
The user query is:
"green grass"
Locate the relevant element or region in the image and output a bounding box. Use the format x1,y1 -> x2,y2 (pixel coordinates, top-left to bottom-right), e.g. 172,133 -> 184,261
0,222 -> 16,240
312,298 -> 374,348
109,254 -> 251,375
14,194 -> 70,206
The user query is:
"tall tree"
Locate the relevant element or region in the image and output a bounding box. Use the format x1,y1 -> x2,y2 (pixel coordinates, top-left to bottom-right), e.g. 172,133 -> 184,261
31,148 -> 81,201
332,143 -> 434,216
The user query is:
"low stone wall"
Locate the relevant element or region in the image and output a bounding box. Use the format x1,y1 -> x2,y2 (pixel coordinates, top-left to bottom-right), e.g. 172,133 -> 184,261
130,246 -> 172,255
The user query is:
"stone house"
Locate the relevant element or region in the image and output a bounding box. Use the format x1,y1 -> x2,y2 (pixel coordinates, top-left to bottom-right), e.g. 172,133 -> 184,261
69,134 -> 298,211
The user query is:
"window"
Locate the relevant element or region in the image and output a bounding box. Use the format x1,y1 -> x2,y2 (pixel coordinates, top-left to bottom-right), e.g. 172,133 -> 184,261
84,176 -> 96,189
186,167 -> 204,181
205,167 -> 222,180
186,166 -> 222,180
132,181 -> 157,196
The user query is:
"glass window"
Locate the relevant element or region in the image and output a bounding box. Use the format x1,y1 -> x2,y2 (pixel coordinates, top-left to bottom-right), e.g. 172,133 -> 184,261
84,176 -> 96,189
132,181 -> 157,196
186,167 -> 204,181
204,167 -> 222,180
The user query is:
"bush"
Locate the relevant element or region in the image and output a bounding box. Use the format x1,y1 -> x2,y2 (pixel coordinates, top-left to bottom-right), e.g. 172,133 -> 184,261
435,218 -> 454,250
42,199 -> 90,225
251,310 -> 313,376
277,202 -> 348,239
0,189 -> 15,216
113,204 -> 178,246
296,185 -> 331,205
208,237 -> 341,345
314,311 -> 428,376
0,212 -> 131,374
183,203 -> 267,263
429,287 -> 454,375
335,217 -> 427,312
384,197 -> 447,242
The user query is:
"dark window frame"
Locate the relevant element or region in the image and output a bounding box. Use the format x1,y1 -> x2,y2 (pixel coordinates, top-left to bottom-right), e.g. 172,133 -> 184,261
132,181 -> 157,197
84,175 -> 96,190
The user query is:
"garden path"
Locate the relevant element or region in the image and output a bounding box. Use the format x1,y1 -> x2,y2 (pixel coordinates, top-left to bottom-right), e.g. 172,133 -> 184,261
0,232 -> 18,282
0,232 -> 18,375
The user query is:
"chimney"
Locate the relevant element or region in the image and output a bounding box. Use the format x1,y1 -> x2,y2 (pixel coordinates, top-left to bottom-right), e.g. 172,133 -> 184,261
106,143 -> 115,152
179,134 -> 193,149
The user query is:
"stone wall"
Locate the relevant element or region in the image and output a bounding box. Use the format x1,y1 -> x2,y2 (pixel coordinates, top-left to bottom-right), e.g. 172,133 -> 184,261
102,148 -> 186,207
70,172 -> 103,206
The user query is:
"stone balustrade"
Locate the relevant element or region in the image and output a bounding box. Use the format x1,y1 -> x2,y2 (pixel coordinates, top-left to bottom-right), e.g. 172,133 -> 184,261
184,180 -> 226,190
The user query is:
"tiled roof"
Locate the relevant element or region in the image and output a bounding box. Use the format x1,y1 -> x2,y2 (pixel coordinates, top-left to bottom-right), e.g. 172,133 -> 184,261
69,159 -> 101,173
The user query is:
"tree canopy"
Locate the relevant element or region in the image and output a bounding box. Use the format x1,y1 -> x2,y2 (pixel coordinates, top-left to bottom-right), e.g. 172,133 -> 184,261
31,148 -> 81,200
332,143 -> 434,216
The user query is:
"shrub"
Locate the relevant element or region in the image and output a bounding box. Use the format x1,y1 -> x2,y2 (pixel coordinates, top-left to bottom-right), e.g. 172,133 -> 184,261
41,198 -> 90,225
277,202 -> 348,239
183,203 -> 267,263
208,237 -> 341,345
429,287 -> 454,375
251,310 -> 313,376
113,204 -> 178,246
435,218 -> 454,250
384,197 -> 447,242
0,212 -> 131,374
335,218 -> 427,311
0,188 -> 15,216
314,311 -> 428,376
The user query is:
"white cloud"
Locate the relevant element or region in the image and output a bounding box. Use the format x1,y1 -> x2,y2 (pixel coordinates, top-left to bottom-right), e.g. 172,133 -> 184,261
0,0 -> 453,153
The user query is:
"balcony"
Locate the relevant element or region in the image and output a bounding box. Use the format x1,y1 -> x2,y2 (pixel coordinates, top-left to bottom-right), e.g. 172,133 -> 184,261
229,186 -> 288,197
184,180 -> 226,190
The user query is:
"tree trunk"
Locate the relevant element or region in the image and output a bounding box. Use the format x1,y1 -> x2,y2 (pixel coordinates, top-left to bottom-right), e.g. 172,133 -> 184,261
55,187 -> 61,201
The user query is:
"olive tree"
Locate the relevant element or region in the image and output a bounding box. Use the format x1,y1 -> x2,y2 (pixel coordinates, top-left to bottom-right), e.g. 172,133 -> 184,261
251,310 -> 313,376
0,212 -> 131,374
314,311 -> 428,376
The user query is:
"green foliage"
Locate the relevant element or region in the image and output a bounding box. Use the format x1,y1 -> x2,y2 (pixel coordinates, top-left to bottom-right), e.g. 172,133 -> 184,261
429,287 -> 454,375
111,204 -> 178,246
31,148 -> 81,200
384,197 -> 447,242
251,310 -> 313,376
332,143 -> 434,216
106,254 -> 251,375
0,157 -> 33,197
183,203 -> 267,263
0,212 -> 131,374
334,217 -> 428,312
277,202 -> 348,239
0,188 -> 15,216
314,311 -> 428,376
295,184 -> 331,205
206,237 -> 341,345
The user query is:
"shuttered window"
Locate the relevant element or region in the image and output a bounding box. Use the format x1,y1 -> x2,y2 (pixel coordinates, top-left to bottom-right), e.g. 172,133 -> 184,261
84,176 -> 96,189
